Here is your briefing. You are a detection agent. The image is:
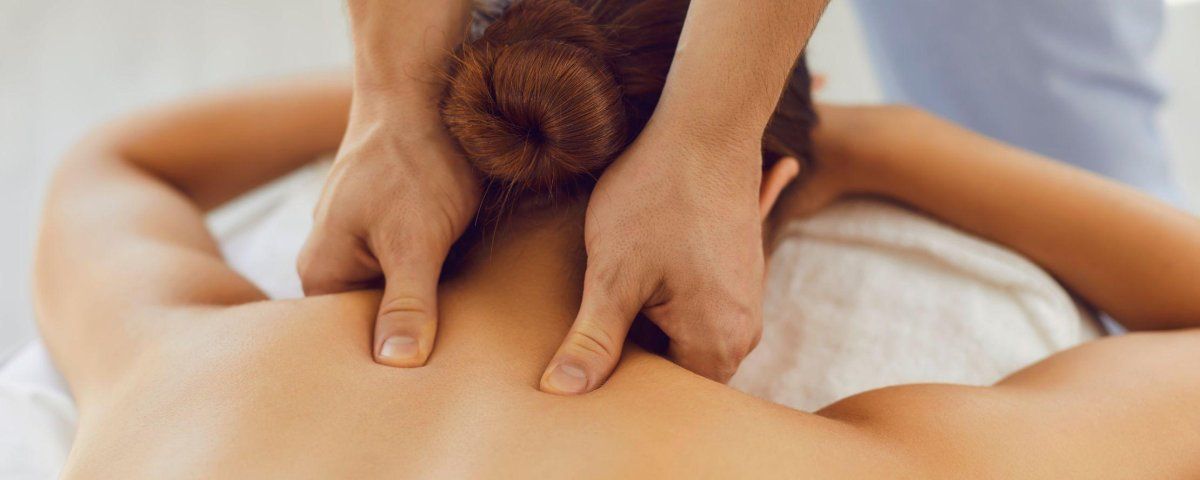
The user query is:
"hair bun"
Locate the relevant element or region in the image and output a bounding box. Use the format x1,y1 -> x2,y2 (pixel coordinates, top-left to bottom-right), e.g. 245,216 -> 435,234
441,0 -> 628,193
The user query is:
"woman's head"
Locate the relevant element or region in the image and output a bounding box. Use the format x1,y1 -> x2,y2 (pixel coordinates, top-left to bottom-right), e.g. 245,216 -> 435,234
441,0 -> 817,217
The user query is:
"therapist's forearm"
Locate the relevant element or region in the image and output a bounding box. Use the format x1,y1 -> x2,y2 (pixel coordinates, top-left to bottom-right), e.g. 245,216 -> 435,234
648,0 -> 828,151
346,0 -> 472,97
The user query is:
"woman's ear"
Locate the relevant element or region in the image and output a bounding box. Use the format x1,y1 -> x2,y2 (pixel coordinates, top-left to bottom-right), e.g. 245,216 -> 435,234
759,157 -> 801,220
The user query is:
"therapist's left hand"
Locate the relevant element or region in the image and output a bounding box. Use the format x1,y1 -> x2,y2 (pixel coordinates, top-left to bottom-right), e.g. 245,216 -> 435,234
539,128 -> 766,394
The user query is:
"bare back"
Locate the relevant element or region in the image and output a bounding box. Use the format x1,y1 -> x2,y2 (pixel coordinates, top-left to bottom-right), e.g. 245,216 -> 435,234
62,288 -> 905,479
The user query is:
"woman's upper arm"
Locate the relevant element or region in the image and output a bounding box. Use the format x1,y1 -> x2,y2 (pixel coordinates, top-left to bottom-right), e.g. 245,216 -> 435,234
113,71 -> 352,210
34,73 -> 352,395
35,150 -> 266,393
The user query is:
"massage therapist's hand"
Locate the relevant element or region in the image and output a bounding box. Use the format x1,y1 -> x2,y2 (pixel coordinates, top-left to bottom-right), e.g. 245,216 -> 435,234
298,89 -> 480,367
540,130 -> 767,394
536,0 -> 825,394
301,1 -> 477,367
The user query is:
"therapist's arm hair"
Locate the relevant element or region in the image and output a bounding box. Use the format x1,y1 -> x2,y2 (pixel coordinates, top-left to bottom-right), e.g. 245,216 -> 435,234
346,0 -> 472,97
34,74 -> 352,397
819,105 -> 1200,331
651,0 -> 828,145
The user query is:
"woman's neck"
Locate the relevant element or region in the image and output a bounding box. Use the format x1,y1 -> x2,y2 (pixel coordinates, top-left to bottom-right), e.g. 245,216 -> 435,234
433,208 -> 589,381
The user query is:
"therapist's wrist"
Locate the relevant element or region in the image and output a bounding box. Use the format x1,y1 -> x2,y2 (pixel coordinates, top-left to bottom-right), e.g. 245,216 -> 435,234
342,92 -> 453,160
347,0 -> 471,95
640,107 -> 768,175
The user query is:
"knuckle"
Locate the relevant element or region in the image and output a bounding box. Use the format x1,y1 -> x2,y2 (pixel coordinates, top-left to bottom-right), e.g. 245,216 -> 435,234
297,262 -> 336,295
745,325 -> 764,355
378,296 -> 433,324
675,343 -> 739,383
657,286 -> 762,382
296,232 -> 323,263
569,321 -> 620,362
707,340 -> 746,372
699,310 -> 760,366
296,248 -> 322,281
698,340 -> 747,382
723,311 -> 762,362
712,363 -> 739,384
725,336 -> 755,364
296,256 -> 315,282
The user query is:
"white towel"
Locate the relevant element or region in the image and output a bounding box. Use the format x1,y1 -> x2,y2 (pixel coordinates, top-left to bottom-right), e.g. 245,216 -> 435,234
730,200 -> 1101,410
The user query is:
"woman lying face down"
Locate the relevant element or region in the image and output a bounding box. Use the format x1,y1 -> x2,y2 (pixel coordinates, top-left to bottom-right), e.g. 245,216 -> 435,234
35,0 -> 1200,478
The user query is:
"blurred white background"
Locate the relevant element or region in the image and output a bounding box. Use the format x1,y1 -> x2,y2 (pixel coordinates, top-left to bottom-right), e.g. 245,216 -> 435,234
1,1 -> 1198,359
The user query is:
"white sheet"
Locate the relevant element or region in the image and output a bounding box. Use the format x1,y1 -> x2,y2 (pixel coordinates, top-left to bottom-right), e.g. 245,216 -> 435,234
0,162 -> 1100,475
0,344 -> 74,479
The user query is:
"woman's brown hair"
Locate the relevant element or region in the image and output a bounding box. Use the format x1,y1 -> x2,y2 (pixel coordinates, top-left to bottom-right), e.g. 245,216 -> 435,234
441,0 -> 816,213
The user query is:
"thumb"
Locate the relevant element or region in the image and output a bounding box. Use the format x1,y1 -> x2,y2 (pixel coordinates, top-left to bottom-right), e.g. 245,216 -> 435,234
372,249 -> 443,368
540,270 -> 644,395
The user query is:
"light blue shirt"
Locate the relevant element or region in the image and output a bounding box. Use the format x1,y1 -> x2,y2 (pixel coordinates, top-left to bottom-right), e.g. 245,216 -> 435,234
853,0 -> 1183,205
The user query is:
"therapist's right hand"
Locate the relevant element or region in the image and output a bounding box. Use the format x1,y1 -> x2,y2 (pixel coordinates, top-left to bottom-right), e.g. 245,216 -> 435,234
298,87 -> 481,368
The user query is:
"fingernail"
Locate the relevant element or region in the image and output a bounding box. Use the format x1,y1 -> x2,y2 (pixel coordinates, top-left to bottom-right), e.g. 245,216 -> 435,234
544,362 -> 589,395
378,336 -> 420,366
